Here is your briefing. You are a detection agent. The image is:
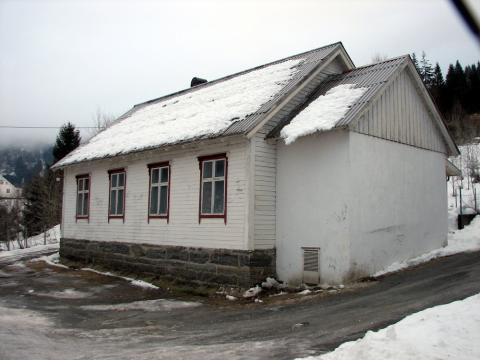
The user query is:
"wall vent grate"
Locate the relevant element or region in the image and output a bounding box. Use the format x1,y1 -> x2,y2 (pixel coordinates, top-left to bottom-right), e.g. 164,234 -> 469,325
302,247 -> 320,284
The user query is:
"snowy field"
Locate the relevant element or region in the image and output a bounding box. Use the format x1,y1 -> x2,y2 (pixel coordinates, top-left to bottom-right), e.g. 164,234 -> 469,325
0,225 -> 60,251
299,293 -> 480,360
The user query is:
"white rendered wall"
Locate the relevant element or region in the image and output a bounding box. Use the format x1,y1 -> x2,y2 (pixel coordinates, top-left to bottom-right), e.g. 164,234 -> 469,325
276,130 -> 352,285
62,139 -> 250,250
347,132 -> 448,276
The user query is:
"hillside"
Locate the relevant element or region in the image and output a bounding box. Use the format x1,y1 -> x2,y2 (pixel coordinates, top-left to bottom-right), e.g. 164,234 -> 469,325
0,145 -> 53,187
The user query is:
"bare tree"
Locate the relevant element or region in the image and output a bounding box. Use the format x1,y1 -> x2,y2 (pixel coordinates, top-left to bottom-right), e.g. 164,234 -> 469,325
88,108 -> 116,138
371,53 -> 388,63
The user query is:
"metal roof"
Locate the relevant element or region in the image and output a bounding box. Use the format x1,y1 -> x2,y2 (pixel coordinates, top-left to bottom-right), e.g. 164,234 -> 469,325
267,56 -> 409,138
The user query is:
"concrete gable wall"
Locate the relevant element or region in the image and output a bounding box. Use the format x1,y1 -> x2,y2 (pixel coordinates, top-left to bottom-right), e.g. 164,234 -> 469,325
351,67 -> 448,154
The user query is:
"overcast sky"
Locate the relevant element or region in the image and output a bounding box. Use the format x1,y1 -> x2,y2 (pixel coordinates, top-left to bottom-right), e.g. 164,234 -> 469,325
0,0 -> 479,147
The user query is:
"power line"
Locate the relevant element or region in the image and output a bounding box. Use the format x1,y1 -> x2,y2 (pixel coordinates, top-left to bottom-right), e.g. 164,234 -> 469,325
0,125 -> 101,129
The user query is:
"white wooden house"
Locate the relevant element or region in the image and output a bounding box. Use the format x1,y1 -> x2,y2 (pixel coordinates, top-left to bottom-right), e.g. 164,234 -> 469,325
0,175 -> 23,210
53,42 -> 459,286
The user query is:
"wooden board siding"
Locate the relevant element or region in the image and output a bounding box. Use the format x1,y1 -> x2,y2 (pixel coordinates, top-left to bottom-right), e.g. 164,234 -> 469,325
351,67 -> 448,154
62,139 -> 249,250
251,58 -> 347,250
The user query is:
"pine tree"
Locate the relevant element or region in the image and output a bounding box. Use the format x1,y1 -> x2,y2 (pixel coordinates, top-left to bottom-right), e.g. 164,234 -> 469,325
411,52 -> 420,74
430,63 -> 445,112
419,52 -> 434,88
52,122 -> 81,163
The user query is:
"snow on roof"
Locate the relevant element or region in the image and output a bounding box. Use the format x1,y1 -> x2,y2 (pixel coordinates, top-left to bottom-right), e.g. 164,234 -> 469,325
55,58 -> 303,167
280,84 -> 367,145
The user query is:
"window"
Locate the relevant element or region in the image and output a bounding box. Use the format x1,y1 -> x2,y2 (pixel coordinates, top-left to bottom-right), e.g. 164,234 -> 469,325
148,162 -> 170,221
199,154 -> 227,222
76,175 -> 90,219
108,169 -> 126,219
6,188 -> 10,193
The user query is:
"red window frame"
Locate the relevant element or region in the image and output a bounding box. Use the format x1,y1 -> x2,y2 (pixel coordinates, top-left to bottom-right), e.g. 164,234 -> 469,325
107,168 -> 126,223
198,153 -> 228,224
147,161 -> 171,223
75,174 -> 90,222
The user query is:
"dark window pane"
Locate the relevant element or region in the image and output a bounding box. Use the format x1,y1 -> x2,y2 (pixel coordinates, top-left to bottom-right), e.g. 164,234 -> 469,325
84,178 -> 89,190
77,193 -> 83,215
83,193 -> 88,215
151,169 -> 159,184
150,186 -> 159,214
111,175 -> 117,188
110,190 -> 116,214
117,189 -> 124,214
118,173 -> 125,187
202,182 -> 212,213
215,160 -> 225,177
78,179 -> 84,191
213,180 -> 224,213
203,161 -> 212,178
159,185 -> 168,214
160,167 -> 169,183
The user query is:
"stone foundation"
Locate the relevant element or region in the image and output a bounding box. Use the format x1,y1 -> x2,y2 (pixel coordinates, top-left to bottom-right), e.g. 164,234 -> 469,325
60,238 -> 276,287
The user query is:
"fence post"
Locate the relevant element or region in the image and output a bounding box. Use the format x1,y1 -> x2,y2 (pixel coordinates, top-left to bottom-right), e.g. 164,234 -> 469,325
459,186 -> 463,216
5,222 -> 10,251
44,226 -> 47,245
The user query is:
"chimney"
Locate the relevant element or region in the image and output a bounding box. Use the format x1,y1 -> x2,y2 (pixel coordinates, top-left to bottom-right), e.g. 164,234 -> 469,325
191,77 -> 208,87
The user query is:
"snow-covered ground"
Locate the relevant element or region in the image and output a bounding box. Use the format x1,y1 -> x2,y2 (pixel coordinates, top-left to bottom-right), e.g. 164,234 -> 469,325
374,215 -> 480,276
0,225 -> 60,251
447,142 -> 480,222
298,293 -> 480,360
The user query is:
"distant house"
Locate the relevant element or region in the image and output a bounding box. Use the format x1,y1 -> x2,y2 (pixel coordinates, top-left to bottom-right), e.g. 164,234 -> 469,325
53,42 -> 459,287
0,175 -> 23,210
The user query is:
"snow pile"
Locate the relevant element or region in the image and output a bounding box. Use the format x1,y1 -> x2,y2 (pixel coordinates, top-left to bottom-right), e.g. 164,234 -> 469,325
375,216 -> 480,277
299,293 -> 480,360
0,243 -> 59,264
226,295 -> 237,301
32,252 -> 69,269
81,267 -> 159,290
56,59 -> 303,166
81,299 -> 201,312
261,277 -> 281,289
281,84 -> 367,145
0,225 -> 60,251
243,285 -> 262,298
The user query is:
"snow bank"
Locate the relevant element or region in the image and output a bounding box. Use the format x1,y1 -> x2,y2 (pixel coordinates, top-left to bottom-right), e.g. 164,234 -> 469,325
56,59 -> 302,166
374,216 -> 480,277
81,299 -> 201,312
281,84 -> 367,145
0,225 -> 60,252
298,293 -> 480,360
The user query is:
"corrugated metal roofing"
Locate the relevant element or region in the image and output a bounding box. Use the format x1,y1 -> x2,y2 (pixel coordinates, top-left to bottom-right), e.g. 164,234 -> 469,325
267,56 -> 409,138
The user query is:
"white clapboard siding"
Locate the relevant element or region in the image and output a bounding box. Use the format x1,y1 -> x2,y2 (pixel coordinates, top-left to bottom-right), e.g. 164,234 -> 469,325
351,67 -> 448,154
251,57 -> 348,249
63,139 -> 249,250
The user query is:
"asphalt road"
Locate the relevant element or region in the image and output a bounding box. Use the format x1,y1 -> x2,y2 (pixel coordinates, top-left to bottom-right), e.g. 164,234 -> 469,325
0,250 -> 479,360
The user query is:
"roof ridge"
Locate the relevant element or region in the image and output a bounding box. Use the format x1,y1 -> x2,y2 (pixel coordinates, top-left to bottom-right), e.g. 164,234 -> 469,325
348,55 -> 409,72
133,42 -> 343,108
